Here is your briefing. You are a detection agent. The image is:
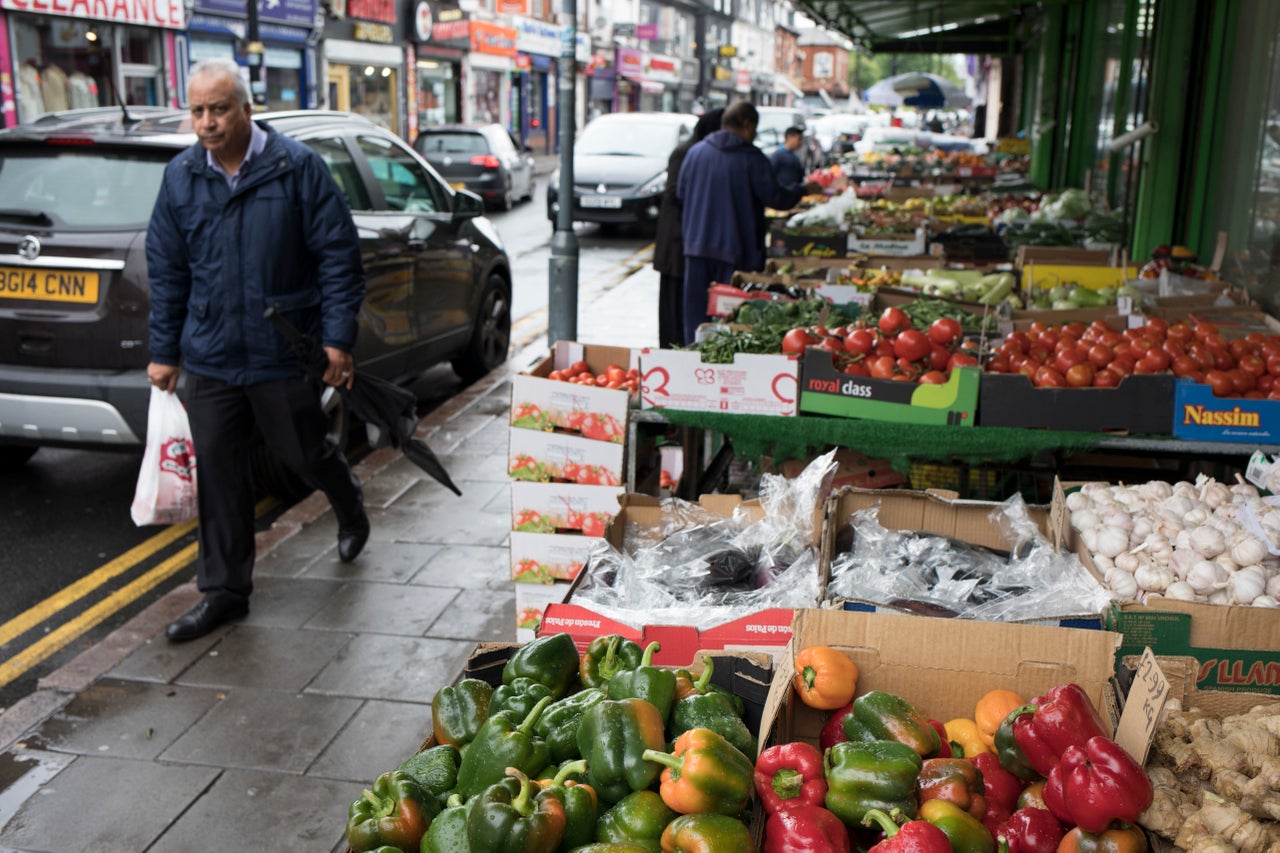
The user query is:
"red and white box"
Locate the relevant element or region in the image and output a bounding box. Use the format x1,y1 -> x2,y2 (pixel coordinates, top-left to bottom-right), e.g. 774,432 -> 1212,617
638,349 -> 799,416
515,580 -> 573,642
511,481 -> 624,535
508,428 -> 624,486
510,530 -> 599,583
510,342 -> 635,442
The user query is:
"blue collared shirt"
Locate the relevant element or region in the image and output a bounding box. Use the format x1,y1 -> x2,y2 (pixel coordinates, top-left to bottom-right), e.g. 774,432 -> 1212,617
206,120 -> 268,192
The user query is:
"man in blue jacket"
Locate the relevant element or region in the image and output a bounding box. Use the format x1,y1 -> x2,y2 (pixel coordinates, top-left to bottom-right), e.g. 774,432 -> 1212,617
677,102 -> 820,344
146,57 -> 369,641
768,126 -> 807,189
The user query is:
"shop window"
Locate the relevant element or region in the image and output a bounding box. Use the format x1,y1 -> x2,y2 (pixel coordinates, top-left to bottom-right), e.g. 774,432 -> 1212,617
356,134 -> 442,212
12,18 -> 109,121
350,66 -> 397,131
417,61 -> 457,127
304,136 -> 372,212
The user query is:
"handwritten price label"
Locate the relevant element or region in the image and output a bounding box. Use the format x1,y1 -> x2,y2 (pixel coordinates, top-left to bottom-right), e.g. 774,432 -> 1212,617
1115,647 -> 1170,765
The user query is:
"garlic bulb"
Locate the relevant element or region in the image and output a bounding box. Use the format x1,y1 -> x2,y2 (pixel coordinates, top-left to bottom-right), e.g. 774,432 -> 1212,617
1105,568 -> 1139,600
1267,573 -> 1280,599
1251,595 -> 1278,608
1181,507 -> 1209,528
1189,526 -> 1226,559
1229,536 -> 1267,567
1134,564 -> 1175,593
1114,551 -> 1139,573
1226,567 -> 1267,604
1164,581 -> 1197,601
1095,527 -> 1130,559
1065,491 -> 1093,512
1208,591 -> 1231,605
1141,481 -> 1173,501
1071,509 -> 1100,532
1186,560 -> 1228,595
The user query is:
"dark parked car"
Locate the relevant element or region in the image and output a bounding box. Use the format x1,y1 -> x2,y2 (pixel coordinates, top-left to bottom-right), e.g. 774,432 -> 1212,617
546,111 -> 696,230
413,123 -> 535,212
0,108 -> 512,477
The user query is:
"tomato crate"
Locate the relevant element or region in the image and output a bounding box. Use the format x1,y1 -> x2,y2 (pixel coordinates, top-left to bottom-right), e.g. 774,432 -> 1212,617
510,341 -> 635,442
977,373 -> 1176,434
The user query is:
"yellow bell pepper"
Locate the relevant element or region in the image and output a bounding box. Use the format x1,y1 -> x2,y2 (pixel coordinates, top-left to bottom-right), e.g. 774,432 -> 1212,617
943,719 -> 991,758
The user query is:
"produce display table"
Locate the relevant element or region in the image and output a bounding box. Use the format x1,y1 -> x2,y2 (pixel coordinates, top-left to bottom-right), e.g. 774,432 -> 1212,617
626,408 -> 1278,498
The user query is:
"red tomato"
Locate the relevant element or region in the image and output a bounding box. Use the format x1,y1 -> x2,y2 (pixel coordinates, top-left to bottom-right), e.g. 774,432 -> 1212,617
606,365 -> 627,384
1239,354 -> 1267,377
1258,374 -> 1275,393
782,327 -> 819,355
1171,355 -> 1200,377
873,341 -> 897,359
1144,317 -> 1170,336
927,317 -> 963,347
844,329 -> 876,357
1167,322 -> 1194,343
1229,368 -> 1255,394
1229,338 -> 1253,361
1142,349 -> 1172,371
1054,348 -> 1086,375
1005,332 -> 1030,353
1065,362 -> 1096,387
893,329 -> 931,362
1134,356 -> 1163,375
1063,321 -> 1088,339
568,360 -> 590,376
919,371 -> 948,384
1017,360 -> 1039,379
1110,355 -> 1136,376
548,369 -> 565,381
819,336 -> 845,357
1093,368 -> 1121,388
1034,365 -> 1067,388
841,361 -> 869,376
878,306 -> 910,337
1204,369 -> 1234,398
986,355 -> 1010,374
948,352 -> 980,370
929,344 -> 951,371
1208,347 -> 1234,371
1087,344 -> 1113,368
868,356 -> 897,379
1267,355 -> 1280,376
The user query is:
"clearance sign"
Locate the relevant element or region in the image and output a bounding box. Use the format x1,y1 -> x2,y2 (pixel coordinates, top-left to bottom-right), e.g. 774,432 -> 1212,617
0,0 -> 185,28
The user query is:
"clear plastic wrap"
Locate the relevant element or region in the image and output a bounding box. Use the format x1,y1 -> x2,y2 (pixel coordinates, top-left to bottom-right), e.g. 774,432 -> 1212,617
825,493 -> 1113,621
571,451 -> 837,629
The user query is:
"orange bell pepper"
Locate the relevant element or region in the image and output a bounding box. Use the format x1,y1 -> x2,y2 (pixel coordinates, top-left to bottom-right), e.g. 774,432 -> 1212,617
1056,825 -> 1148,853
792,646 -> 858,710
641,728 -> 753,816
974,689 -> 1025,749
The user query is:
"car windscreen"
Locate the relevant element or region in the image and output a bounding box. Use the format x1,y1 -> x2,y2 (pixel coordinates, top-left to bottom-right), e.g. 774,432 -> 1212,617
575,119 -> 682,157
0,145 -> 170,230
755,112 -> 800,147
417,132 -> 488,155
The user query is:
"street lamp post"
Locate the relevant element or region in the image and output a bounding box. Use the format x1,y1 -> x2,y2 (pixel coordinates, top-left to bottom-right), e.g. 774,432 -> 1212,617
245,0 -> 268,107
548,0 -> 579,347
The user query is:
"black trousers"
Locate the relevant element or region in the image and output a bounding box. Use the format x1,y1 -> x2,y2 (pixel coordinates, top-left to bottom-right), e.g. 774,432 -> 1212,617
658,273 -> 684,350
185,373 -> 362,603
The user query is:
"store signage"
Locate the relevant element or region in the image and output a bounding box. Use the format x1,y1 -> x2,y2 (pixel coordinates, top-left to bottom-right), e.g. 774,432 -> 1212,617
470,20 -> 516,56
196,0 -> 316,26
354,20 -> 392,41
495,0 -> 524,13
431,18 -> 469,41
735,68 -> 751,92
513,14 -> 561,57
515,53 -> 530,70
712,65 -> 732,81
347,0 -> 394,22
615,47 -> 642,77
644,54 -> 677,83
0,0 -> 186,28
412,0 -> 432,41
718,45 -> 736,57
635,23 -> 655,40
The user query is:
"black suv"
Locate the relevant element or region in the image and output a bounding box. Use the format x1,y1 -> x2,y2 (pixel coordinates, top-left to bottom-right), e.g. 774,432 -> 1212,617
0,108 -> 512,470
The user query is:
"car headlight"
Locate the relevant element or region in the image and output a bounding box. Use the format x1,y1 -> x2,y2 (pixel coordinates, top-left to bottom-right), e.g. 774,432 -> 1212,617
637,172 -> 666,196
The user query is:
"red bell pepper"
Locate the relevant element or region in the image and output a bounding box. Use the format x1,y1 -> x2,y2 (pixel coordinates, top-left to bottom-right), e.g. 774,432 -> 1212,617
916,758 -> 986,819
972,751 -> 1024,837
754,742 -> 828,815
1010,683 -> 1109,777
928,720 -> 953,758
998,807 -> 1064,853
863,807 -> 952,853
764,803 -> 852,853
1041,736 -> 1154,833
821,702 -> 854,751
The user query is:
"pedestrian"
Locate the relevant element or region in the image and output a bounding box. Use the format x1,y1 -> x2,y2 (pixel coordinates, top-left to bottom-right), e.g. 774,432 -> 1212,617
145,57 -> 370,642
676,101 -> 822,344
652,107 -> 723,349
768,126 -> 808,189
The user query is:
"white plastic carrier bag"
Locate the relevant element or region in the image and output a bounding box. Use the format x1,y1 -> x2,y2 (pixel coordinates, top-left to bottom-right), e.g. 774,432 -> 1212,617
130,386 -> 198,526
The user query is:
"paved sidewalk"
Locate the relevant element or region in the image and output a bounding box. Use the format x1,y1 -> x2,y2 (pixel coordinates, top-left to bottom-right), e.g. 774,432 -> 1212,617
0,251 -> 660,850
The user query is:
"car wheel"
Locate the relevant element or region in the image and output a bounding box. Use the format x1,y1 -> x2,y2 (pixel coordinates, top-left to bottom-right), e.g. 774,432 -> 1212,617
250,385 -> 350,501
452,273 -> 511,382
0,445 -> 38,469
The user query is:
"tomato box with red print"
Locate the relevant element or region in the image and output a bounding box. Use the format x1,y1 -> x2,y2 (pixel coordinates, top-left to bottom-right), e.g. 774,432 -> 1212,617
510,341 -> 635,441
507,428 -> 624,485
509,530 -> 597,583
638,348 -> 800,416
510,481 -> 623,534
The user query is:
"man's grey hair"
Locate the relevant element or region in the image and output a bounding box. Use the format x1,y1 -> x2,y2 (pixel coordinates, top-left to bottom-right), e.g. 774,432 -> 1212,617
189,57 -> 251,106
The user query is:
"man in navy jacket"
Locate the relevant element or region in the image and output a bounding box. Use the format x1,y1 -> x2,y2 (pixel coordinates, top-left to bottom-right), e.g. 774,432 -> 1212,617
676,102 -> 820,344
146,57 -> 369,641
769,126 -> 807,189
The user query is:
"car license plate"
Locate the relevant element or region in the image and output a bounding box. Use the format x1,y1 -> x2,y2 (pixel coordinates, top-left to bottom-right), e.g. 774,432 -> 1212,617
0,266 -> 100,304
580,195 -> 622,209
450,181 -> 466,190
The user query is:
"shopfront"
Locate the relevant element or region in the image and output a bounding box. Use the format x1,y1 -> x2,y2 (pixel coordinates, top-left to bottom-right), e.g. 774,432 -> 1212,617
413,4 -> 465,132
512,13 -> 558,153
584,52 -> 612,122
323,0 -> 405,135
466,19 -> 514,126
0,0 -> 184,127
183,0 -> 318,111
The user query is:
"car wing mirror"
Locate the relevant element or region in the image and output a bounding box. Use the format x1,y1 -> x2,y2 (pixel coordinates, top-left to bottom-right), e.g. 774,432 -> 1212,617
453,188 -> 484,219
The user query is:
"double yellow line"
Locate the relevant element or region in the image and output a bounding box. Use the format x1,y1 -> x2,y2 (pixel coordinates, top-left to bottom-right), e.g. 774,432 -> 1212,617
0,497 -> 276,689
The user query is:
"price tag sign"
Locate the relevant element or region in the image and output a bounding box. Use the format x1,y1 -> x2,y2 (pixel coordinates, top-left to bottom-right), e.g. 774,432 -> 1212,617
1126,313 -> 1146,329
1115,647 -> 1170,765
1245,450 -> 1275,489
1116,295 -> 1134,315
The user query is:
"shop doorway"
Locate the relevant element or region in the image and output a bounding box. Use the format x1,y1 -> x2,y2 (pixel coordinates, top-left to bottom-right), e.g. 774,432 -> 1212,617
328,65 -> 350,111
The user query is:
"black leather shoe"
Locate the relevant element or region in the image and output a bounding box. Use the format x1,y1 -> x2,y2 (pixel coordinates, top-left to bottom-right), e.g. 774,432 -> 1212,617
166,596 -> 249,642
338,509 -> 370,563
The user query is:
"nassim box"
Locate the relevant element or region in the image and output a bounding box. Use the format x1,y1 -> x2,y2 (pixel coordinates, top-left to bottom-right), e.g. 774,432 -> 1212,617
510,341 -> 634,442
1171,379 -> 1279,444
977,373 -> 1175,434
639,348 -> 800,416
798,351 -> 978,426
759,609 -> 1120,755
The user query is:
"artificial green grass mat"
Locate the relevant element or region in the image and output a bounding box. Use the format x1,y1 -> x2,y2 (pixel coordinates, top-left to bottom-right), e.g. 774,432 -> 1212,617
654,410 -> 1108,472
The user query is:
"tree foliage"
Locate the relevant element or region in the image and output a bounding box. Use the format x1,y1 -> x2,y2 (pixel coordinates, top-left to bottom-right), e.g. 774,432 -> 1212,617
848,52 -> 964,94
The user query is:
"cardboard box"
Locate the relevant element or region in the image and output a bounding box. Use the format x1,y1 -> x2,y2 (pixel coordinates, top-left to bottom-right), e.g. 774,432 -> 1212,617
510,530 -> 601,583
1171,379 -> 1280,444
706,281 -> 798,319
848,228 -> 928,257
767,225 -> 851,259
758,609 -> 1122,754
539,492 -> 824,665
1055,479 -> 1280,694
1016,246 -> 1119,268
639,348 -> 800,416
515,580 -> 574,641
511,341 -> 634,441
799,352 -> 979,426
777,447 -> 908,491
508,427 -> 625,485
977,373 -> 1176,435
511,481 -> 624,535
1021,262 -> 1141,292
765,255 -> 870,276
821,486 -> 1103,628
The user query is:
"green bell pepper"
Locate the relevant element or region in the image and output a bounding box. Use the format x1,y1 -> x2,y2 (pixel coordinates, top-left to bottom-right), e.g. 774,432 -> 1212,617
577,697 -> 668,804
994,710 -> 1041,782
397,744 -> 461,807
421,794 -> 470,853
539,759 -> 599,852
454,695 -> 553,800
503,633 -> 582,698
842,690 -> 942,757
345,769 -> 439,853
672,657 -> 746,719
431,678 -> 493,748
919,797 -> 997,853
659,814 -> 752,852
594,790 -> 677,853
466,768 -> 567,853
535,758 -> 590,785
491,676 -> 556,721
667,692 -> 754,760
580,635 -> 644,690
534,687 -> 608,763
607,642 -> 676,725
824,739 -> 924,826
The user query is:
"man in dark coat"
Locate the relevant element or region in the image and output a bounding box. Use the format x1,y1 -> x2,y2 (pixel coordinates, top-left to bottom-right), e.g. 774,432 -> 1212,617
676,101 -> 821,344
652,108 -> 723,349
768,126 -> 807,189
146,57 -> 369,641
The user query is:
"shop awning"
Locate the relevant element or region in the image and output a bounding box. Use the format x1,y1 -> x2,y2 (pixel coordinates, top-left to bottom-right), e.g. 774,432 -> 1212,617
791,0 -> 1036,54
640,80 -> 665,94
774,76 -> 805,98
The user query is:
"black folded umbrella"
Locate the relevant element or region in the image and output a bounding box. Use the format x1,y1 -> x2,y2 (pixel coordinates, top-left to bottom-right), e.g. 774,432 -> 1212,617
265,308 -> 461,497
